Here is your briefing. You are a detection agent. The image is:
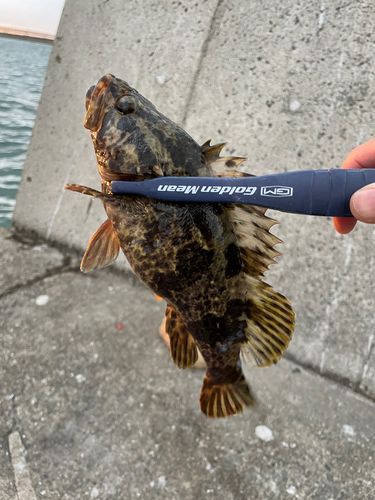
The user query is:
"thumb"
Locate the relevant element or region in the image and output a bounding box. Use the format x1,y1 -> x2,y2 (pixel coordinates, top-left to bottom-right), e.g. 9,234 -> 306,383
350,183 -> 375,223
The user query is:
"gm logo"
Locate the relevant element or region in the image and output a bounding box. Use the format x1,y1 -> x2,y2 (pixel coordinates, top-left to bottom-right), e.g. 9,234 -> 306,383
260,186 -> 293,197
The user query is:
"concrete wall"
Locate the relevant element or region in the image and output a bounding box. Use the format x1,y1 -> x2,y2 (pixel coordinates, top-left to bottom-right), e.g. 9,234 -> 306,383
14,0 -> 375,396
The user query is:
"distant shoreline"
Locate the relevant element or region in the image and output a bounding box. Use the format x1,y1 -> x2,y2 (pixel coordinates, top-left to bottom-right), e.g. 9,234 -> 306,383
0,27 -> 54,45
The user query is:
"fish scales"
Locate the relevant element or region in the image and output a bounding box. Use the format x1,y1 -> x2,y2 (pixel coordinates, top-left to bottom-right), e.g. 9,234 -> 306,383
65,74 -> 295,418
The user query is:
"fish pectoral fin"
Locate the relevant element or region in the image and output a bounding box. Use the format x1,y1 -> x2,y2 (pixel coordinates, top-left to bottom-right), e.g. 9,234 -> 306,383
200,373 -> 254,418
126,196 -> 149,215
240,280 -> 295,368
165,306 -> 198,369
81,218 -> 120,273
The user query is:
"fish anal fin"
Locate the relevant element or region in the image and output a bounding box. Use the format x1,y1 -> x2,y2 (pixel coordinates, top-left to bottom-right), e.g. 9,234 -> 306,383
200,373 -> 254,418
240,279 -> 295,368
165,306 -> 198,369
81,218 -> 120,273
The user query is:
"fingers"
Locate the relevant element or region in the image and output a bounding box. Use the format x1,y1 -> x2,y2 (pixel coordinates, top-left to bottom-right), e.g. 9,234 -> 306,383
333,217 -> 357,235
333,138 -> 375,234
350,183 -> 375,224
341,137 -> 375,170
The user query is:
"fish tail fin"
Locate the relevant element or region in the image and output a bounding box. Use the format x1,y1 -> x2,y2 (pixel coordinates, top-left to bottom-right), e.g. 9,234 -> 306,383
199,372 -> 254,418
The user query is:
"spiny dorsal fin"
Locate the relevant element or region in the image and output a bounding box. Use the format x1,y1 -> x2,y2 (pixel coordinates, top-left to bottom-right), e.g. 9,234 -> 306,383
165,306 -> 198,369
206,157 -> 248,176
81,218 -> 120,273
201,138 -> 248,176
224,203 -> 295,366
152,165 -> 164,176
199,372 -> 254,418
226,203 -> 281,274
201,140 -> 227,160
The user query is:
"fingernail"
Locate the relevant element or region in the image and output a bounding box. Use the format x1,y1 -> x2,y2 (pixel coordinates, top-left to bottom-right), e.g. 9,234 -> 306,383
351,187 -> 375,222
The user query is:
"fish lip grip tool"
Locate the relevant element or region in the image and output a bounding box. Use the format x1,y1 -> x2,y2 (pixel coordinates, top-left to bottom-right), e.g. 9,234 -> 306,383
111,169 -> 375,217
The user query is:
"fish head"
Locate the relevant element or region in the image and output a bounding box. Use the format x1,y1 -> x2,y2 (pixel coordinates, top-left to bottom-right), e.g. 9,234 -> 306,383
84,74 -> 205,182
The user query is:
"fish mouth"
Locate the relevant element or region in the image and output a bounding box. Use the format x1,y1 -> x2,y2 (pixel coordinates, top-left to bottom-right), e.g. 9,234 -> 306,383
84,74 -> 115,131
98,161 -> 154,183
97,156 -> 160,184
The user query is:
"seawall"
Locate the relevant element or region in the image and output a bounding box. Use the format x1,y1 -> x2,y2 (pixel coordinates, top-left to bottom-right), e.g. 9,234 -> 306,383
12,0 -> 375,397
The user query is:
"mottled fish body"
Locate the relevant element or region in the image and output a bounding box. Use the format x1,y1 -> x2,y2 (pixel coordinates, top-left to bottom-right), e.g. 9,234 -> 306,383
65,74 -> 295,418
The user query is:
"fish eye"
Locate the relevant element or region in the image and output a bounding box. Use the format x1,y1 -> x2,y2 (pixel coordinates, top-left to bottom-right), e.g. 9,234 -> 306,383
115,96 -> 136,114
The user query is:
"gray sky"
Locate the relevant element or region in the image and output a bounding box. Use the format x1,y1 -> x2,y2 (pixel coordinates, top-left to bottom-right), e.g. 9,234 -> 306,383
1,0 -> 65,35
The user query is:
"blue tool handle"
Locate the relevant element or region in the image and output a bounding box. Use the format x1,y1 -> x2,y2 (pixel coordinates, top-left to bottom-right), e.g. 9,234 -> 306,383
111,169 -> 375,217
309,169 -> 374,216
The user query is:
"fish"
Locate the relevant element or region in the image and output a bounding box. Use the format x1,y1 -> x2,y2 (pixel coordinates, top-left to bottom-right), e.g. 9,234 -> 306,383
65,74 -> 295,418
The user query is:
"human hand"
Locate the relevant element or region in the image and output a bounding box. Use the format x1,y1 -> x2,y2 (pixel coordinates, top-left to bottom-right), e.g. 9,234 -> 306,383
333,138 -> 375,234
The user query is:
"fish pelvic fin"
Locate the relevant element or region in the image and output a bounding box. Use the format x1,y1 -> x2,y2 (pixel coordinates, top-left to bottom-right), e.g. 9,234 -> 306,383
199,372 -> 254,418
81,218 -> 120,273
165,306 -> 198,369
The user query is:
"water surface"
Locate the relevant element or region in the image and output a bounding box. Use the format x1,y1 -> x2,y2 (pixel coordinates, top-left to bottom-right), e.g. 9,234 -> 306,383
0,37 -> 51,227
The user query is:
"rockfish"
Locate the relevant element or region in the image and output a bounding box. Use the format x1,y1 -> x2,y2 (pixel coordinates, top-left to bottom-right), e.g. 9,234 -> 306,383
65,74 -> 295,418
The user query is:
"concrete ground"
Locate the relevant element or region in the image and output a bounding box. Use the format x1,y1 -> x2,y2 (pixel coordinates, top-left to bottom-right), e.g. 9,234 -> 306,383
1,226 -> 375,500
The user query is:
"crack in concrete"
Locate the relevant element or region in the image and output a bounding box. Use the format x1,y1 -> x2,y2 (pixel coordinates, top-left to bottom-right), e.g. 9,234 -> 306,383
0,229 -> 142,301
10,394 -> 22,435
2,394 -> 38,500
84,198 -> 93,223
181,0 -> 225,128
0,254 -> 75,300
360,333 -> 375,385
46,163 -> 75,240
285,352 -> 375,406
8,431 -> 37,500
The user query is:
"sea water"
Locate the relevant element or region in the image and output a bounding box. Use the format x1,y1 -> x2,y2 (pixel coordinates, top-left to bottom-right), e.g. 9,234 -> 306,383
0,37 -> 51,227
